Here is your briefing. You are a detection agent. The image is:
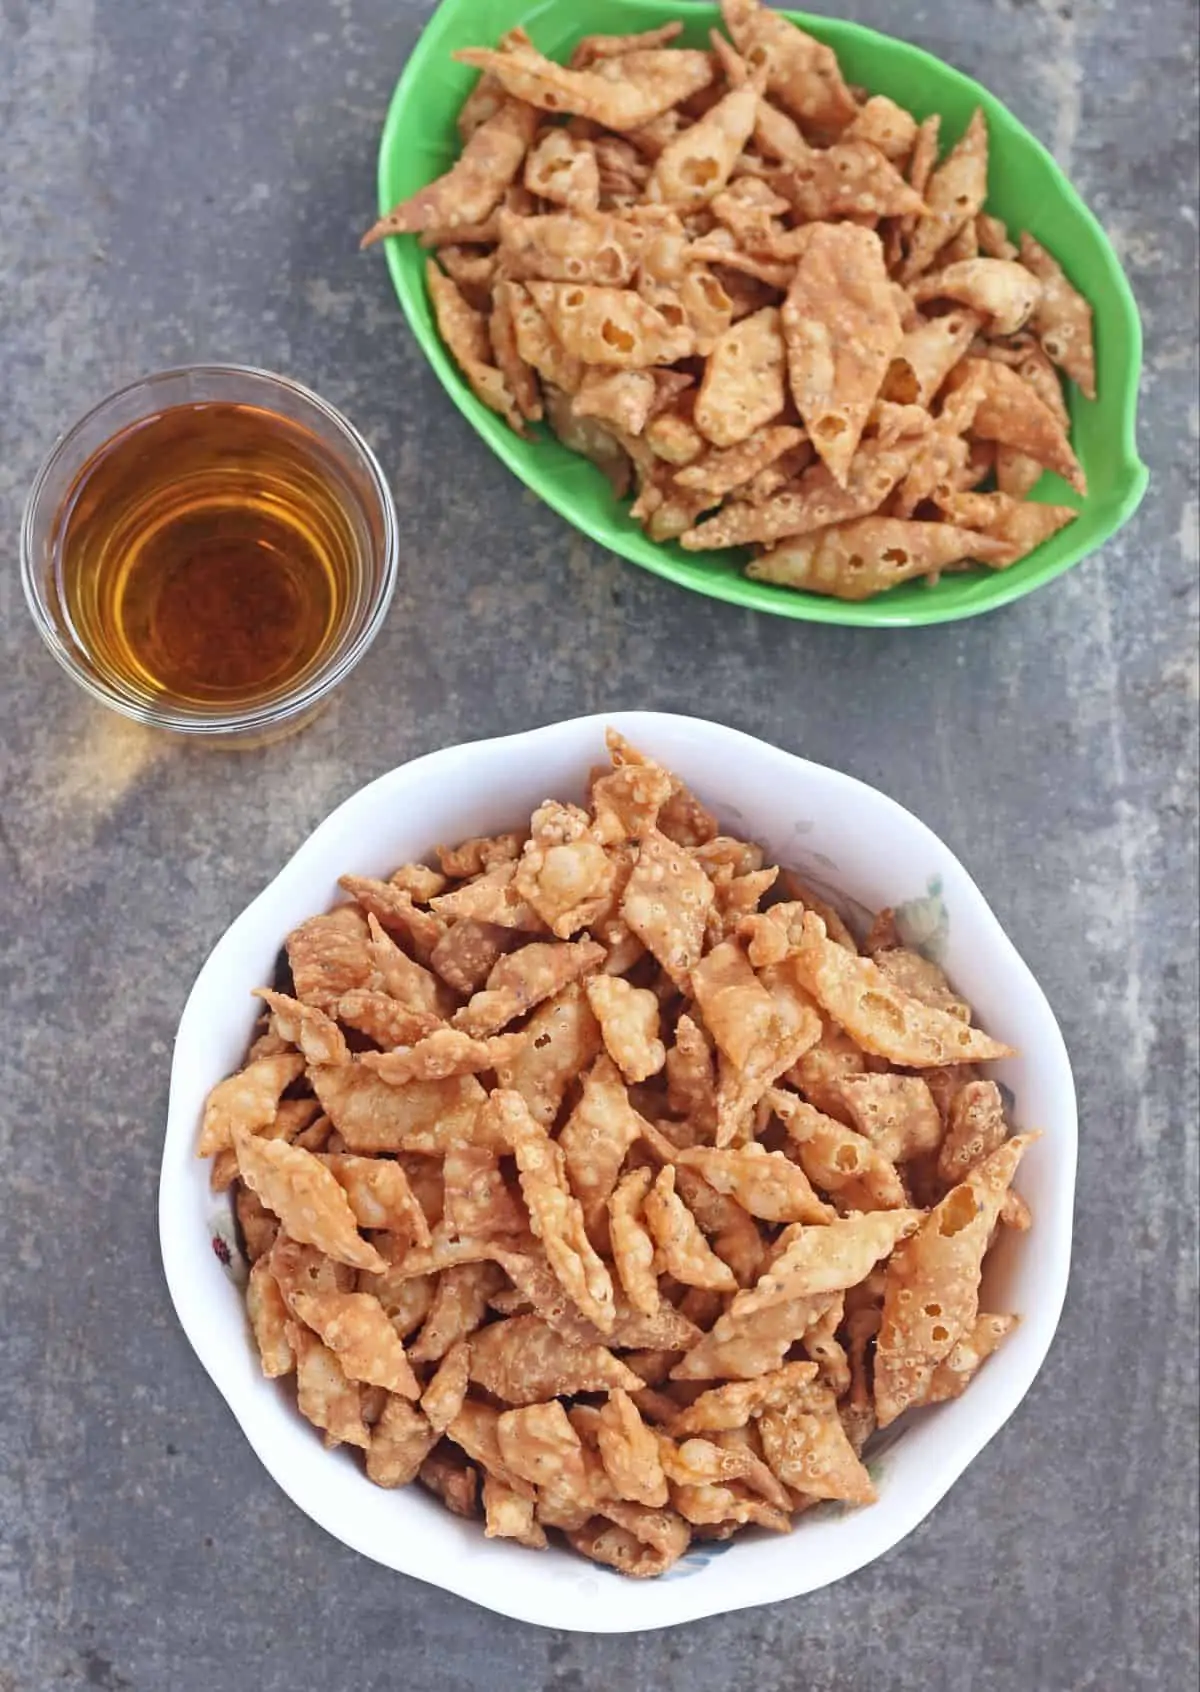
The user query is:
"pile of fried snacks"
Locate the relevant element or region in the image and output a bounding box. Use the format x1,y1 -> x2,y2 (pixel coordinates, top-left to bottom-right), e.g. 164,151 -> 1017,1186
362,0 -> 1095,601
199,730 -> 1037,1576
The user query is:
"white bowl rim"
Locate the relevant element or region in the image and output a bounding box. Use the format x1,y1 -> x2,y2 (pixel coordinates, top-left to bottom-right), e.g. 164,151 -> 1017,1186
159,710 -> 1077,1632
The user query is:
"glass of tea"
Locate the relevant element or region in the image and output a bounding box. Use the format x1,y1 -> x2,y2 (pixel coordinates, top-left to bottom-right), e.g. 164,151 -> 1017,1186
21,365 -> 398,742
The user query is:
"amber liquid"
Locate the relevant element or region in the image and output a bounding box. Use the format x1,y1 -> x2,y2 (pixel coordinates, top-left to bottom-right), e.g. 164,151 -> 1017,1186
55,402 -> 365,710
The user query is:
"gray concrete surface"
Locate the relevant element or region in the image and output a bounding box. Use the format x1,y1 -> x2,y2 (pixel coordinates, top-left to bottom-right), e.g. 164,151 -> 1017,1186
1,1 -> 1197,1688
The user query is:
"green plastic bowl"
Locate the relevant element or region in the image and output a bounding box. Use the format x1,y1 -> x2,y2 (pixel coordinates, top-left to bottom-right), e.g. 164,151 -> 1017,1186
374,0 -> 1148,626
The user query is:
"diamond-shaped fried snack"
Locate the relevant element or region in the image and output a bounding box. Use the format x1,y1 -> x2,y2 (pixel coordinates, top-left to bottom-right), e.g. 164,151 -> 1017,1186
469,1315 -> 643,1405
321,1152 -> 431,1246
620,832 -> 714,995
232,1128 -> 385,1273
659,1434 -> 792,1512
366,1396 -> 438,1487
290,1290 -> 421,1397
421,1339 -> 472,1434
666,1361 -> 821,1436
362,100 -> 537,246
743,1209 -> 921,1302
568,1506 -> 692,1577
837,1073 -> 943,1165
721,0 -> 858,132
335,990 -> 441,1049
494,982 -> 602,1126
559,1054 -> 651,1243
1020,232 -> 1096,397
361,1028 -> 527,1085
523,128 -> 600,215
585,975 -> 666,1083
937,1079 -> 1009,1186
689,939 -> 776,1074
455,940 -> 606,1037
430,861 -> 543,931
268,1235 -> 355,1310
491,1088 -> 616,1331
364,914 -> 447,1017
875,1134 -> 1036,1425
286,906 -> 374,1014
246,1254 -> 294,1377
452,43 -> 714,133
447,1399 -> 536,1496
669,1479 -> 791,1534
695,306 -> 787,450
759,1393 -> 875,1504
410,1262 -> 505,1364
442,1143 -> 527,1239
287,1321 -> 369,1450
338,876 -> 447,965
608,1167 -> 661,1318
794,913 -> 1014,1066
769,1089 -> 907,1212
497,1400 -> 593,1523
926,1313 -> 1018,1404
483,1473 -> 548,1548
429,919 -> 514,996
251,990 -> 350,1067
309,1066 -> 492,1155
198,1053 -> 306,1157
900,108 -> 989,282
644,1166 -> 738,1293
596,1389 -> 669,1507
648,82 -> 758,207
675,1145 -> 833,1224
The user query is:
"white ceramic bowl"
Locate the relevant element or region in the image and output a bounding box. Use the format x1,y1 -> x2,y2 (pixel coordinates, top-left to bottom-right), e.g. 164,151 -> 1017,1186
160,711 -> 1077,1633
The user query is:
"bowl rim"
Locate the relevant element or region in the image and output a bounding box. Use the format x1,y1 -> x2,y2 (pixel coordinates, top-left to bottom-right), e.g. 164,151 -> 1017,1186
373,0 -> 1149,627
159,710 -> 1077,1630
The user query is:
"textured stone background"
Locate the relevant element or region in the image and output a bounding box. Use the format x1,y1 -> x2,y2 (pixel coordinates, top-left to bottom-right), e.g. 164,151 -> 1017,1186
1,2 -> 1197,1688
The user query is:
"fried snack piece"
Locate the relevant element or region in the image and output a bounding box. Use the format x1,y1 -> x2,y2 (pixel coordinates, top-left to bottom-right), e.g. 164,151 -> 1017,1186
837,1073 -> 943,1164
871,944 -> 970,1019
661,1433 -> 793,1512
694,306 -> 787,449
436,830 -> 524,880
689,939 -> 775,1072
482,1473 -> 548,1548
426,260 -> 526,433
665,1013 -> 718,1133
874,1134 -> 1036,1423
498,208 -> 645,286
291,1290 -> 421,1397
770,1089 -> 907,1212
780,140 -> 925,222
621,828 -> 714,986
570,21 -> 684,67
361,1029 -> 527,1085
364,913 -> 447,1015
310,1065 -> 491,1155
337,991 -> 440,1049
363,100 -> 537,245
782,225 -> 903,485
411,1262 -> 505,1364
669,1479 -> 790,1534
1019,232 -> 1096,397
608,1167 -> 661,1318
574,368 -> 658,436
682,435 -> 922,550
900,108 -> 989,281
442,1143 -> 526,1240
492,1088 -> 616,1331
882,309 -> 981,407
246,1254 -> 294,1377
497,1400 -> 594,1526
596,1390 -> 670,1507
366,1396 -> 438,1487
251,990 -> 349,1067
428,919 -> 514,997
430,860 -> 542,930
675,1145 -> 833,1225
648,83 -> 759,207
455,939 -> 606,1037
759,1393 -> 875,1503
644,1166 -> 739,1293
514,800 -> 616,937
559,1054 -> 651,1242
418,1444 -> 480,1516
453,43 -> 715,132
236,1185 -> 279,1263
911,257 -> 1040,338
284,907 -> 374,1015
937,489 -> 1078,564
568,1511 -> 691,1577
674,424 -> 806,499
749,514 -> 1016,600
667,1361 -> 821,1436
586,974 -> 666,1083
421,1340 -> 472,1435
721,0 -> 858,133
322,1152 -> 431,1245
845,94 -> 918,161
545,386 -> 632,496
495,981 -> 602,1126
198,1052 -> 307,1158
925,1312 -> 1018,1403
527,281 -> 695,368
794,913 -> 1014,1063
469,1315 -> 643,1405
745,1209 -> 921,1301
232,1128 -> 385,1273
524,128 -> 600,213
489,279 -> 543,424
287,1321 -> 370,1450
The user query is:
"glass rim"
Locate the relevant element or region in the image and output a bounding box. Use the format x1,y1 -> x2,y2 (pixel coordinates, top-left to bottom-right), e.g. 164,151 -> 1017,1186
20,362 -> 399,737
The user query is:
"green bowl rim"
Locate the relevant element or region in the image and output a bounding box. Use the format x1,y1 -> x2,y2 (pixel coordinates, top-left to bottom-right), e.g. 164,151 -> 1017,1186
374,0 -> 1149,627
